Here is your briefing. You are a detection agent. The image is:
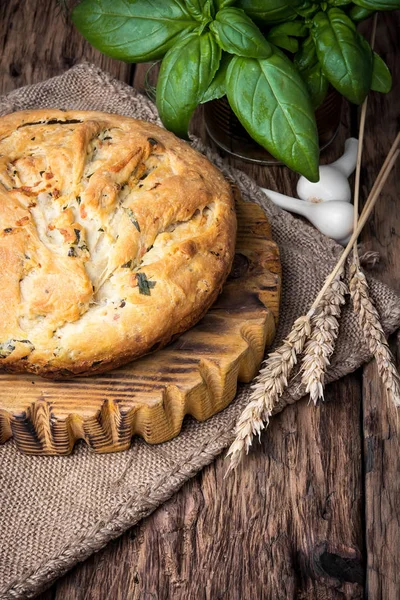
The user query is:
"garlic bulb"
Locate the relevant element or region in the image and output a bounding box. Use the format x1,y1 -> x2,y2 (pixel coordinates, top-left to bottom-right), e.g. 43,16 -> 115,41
263,189 -> 354,245
261,138 -> 358,245
296,138 -> 358,203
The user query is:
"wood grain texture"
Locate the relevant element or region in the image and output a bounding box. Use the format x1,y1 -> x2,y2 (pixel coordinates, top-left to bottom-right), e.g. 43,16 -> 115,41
363,342 -> 400,600
358,15 -> 400,600
0,197 -> 280,455
37,376 -> 365,600
0,0 -> 133,96
0,2 -> 396,598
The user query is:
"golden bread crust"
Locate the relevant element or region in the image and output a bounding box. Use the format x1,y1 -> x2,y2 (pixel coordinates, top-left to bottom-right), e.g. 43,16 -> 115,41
0,109 -> 236,378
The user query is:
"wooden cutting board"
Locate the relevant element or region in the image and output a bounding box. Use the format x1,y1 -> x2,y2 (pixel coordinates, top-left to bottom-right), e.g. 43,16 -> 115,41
0,193 -> 281,455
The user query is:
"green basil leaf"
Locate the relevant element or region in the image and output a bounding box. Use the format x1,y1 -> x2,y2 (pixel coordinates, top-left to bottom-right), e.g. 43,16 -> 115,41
72,0 -> 197,62
294,34 -> 315,70
295,2 -> 320,17
351,0 -> 400,10
268,21 -> 308,37
236,0 -> 299,24
185,0 -> 213,21
328,0 -> 352,6
371,52 -> 392,93
294,35 -> 318,71
295,36 -> 328,107
301,63 -> 328,109
267,33 -> 299,53
200,53 -> 232,103
156,32 -> 221,138
210,8 -> 273,58
214,0 -> 236,7
226,52 -> 319,181
312,8 -> 372,104
348,5 -> 375,20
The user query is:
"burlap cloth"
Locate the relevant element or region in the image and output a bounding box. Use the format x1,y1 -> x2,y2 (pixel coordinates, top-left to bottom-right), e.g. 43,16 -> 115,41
0,64 -> 399,599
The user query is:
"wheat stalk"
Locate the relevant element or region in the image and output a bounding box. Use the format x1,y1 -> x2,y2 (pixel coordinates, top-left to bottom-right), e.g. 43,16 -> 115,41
225,316 -> 311,474
310,145 -> 399,311
352,14 -> 377,268
226,137 -> 399,472
347,16 -> 400,409
349,265 -> 400,407
301,268 -> 347,404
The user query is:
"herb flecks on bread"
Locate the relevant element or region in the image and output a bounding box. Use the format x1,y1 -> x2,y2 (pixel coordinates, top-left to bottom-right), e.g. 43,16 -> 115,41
0,110 -> 236,378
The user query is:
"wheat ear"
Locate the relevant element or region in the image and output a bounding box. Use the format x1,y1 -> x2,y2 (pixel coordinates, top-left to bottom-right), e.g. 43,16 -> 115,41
359,248 -> 380,269
349,266 -> 400,407
301,268 -> 347,404
227,137 -> 399,472
225,316 -> 311,474
347,18 -> 400,410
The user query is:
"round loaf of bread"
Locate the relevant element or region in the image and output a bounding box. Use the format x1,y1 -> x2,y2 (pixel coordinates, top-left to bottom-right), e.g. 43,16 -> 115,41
0,109 -> 236,378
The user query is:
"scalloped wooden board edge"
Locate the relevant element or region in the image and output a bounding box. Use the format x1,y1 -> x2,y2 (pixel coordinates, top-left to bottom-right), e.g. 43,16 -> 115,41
0,193 -> 281,455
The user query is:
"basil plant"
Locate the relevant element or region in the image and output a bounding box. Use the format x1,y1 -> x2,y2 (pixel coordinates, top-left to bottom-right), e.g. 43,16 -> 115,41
72,0 -> 397,182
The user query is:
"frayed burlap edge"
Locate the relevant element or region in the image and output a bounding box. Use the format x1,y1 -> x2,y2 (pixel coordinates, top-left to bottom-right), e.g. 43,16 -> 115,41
1,63 -> 400,600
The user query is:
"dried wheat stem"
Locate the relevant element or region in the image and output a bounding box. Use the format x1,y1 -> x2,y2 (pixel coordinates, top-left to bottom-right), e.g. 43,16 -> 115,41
311,145 -> 399,312
226,316 -> 311,473
370,12 -> 378,48
353,98 -> 368,265
226,138 -> 399,473
350,89 -> 400,409
361,131 -> 400,218
352,14 -> 378,266
349,265 -> 400,408
301,268 -> 347,404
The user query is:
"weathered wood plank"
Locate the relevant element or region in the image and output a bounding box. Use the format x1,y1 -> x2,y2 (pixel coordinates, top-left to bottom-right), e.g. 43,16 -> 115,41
0,0 -> 133,96
4,2 -> 398,598
363,341 -> 400,600
359,13 -> 400,600
35,41 -> 366,600
37,376 -> 364,600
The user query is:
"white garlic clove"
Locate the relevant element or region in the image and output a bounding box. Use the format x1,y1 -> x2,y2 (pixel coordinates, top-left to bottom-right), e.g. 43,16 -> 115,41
309,201 -> 354,243
296,137 -> 359,203
330,137 -> 358,178
297,165 -> 352,203
262,188 -> 354,245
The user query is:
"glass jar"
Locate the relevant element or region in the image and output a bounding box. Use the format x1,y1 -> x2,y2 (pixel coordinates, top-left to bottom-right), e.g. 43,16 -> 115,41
203,88 -> 343,165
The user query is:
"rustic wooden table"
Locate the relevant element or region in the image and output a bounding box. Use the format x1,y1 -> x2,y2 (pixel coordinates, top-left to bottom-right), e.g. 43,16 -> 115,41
1,2 -> 399,598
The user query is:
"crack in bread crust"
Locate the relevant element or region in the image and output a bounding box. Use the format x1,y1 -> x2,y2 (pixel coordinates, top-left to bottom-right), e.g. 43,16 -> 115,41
0,110 -> 236,378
